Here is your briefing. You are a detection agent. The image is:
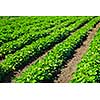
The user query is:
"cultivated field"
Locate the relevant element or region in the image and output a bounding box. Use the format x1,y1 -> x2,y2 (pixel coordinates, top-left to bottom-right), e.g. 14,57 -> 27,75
0,16 -> 100,83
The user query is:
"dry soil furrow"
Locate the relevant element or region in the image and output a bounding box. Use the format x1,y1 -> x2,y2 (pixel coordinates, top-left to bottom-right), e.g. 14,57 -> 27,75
54,23 -> 100,83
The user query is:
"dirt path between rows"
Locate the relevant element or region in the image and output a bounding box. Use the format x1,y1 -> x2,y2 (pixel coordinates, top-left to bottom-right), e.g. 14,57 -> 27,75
0,57 -> 4,63
54,23 -> 100,83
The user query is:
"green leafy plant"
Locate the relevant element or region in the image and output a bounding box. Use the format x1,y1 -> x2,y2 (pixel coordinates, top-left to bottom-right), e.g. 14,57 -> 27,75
71,29 -> 100,83
14,17 -> 100,83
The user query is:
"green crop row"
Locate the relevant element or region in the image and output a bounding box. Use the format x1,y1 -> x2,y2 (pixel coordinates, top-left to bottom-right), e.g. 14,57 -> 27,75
0,16 -> 42,32
0,16 -> 59,30
0,16 -> 71,28
66,16 -> 94,32
0,27 -> 70,81
0,16 -> 86,81
70,29 -> 100,83
0,17 -> 71,46
0,16 -> 20,26
14,17 -> 100,83
0,16 -> 80,57
0,16 -> 69,35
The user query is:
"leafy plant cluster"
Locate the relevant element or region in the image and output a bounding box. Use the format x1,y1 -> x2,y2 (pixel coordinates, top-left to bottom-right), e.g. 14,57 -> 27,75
0,16 -> 44,34
0,27 -> 70,81
0,16 -> 70,46
0,16 -> 79,57
0,16 -> 90,81
66,16 -> 94,32
70,29 -> 100,83
14,17 -> 100,83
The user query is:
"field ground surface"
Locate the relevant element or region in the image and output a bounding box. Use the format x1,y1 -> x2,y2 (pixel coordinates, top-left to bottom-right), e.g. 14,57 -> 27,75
0,16 -> 100,83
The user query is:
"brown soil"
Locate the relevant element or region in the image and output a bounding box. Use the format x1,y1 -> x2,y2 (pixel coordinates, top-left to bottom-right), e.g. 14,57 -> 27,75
0,60 -> 1,63
0,57 -> 4,63
13,51 -> 49,78
3,49 -> 51,82
54,23 -> 100,83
